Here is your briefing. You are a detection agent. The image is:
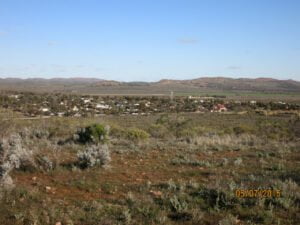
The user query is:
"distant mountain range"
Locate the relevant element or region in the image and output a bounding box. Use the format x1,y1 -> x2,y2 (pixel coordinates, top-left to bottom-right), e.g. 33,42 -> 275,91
0,77 -> 299,94
154,77 -> 300,92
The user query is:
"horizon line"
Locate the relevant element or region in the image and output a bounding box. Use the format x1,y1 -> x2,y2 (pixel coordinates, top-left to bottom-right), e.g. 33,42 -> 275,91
0,75 -> 299,82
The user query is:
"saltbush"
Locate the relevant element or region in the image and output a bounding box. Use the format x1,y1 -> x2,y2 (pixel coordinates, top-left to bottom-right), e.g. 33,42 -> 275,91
77,144 -> 111,169
169,195 -> 188,213
0,133 -> 35,189
36,156 -> 54,171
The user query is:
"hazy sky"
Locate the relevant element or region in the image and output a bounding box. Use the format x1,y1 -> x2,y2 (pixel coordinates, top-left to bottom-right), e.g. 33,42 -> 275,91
0,0 -> 299,81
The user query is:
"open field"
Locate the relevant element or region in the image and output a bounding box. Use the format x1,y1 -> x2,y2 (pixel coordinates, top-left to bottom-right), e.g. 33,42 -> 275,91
0,110 -> 299,225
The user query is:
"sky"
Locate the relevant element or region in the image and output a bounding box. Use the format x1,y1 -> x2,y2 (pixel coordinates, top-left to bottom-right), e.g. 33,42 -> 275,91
0,0 -> 299,81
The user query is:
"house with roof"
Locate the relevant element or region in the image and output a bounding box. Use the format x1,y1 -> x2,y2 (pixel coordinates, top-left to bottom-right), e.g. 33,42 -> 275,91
212,104 -> 227,112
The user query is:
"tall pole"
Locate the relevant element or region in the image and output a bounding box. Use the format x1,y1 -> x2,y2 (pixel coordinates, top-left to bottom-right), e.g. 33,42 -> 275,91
170,91 -> 174,102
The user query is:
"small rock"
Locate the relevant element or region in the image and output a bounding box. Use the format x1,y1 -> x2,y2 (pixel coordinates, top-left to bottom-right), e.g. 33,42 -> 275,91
45,186 -> 51,192
55,222 -> 62,225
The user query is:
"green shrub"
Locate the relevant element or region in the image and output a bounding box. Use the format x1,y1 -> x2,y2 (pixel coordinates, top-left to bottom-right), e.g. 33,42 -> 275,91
75,124 -> 108,144
126,128 -> 149,141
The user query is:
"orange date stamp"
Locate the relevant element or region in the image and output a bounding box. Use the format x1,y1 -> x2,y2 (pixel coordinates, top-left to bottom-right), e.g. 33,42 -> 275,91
235,189 -> 281,198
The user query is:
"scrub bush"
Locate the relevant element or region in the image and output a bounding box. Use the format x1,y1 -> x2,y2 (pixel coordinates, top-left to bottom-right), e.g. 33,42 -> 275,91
75,124 -> 109,144
77,144 -> 111,169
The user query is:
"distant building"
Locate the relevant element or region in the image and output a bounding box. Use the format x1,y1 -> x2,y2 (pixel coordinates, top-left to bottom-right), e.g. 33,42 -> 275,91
40,108 -> 49,112
188,96 -> 200,99
212,104 -> 227,112
83,99 -> 91,104
96,104 -> 111,109
9,95 -> 19,99
277,101 -> 286,105
189,96 -> 215,100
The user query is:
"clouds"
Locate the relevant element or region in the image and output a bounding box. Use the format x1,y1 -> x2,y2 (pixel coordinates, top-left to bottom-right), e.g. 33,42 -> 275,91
177,38 -> 199,44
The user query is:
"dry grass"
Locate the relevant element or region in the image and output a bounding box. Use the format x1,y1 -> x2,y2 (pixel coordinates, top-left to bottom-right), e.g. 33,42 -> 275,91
0,111 -> 299,224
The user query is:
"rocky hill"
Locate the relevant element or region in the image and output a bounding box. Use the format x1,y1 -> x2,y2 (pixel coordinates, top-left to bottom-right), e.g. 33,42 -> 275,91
0,77 -> 299,94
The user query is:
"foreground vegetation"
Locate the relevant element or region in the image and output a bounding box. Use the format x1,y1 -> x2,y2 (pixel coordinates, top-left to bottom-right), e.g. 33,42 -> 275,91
0,110 -> 299,225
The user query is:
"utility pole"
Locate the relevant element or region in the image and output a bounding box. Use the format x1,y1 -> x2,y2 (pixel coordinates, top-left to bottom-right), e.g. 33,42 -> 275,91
170,91 -> 174,102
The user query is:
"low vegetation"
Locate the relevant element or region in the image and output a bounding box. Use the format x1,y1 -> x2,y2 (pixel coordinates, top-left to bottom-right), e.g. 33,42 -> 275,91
77,144 -> 111,169
0,110 -> 299,224
75,123 -> 109,144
